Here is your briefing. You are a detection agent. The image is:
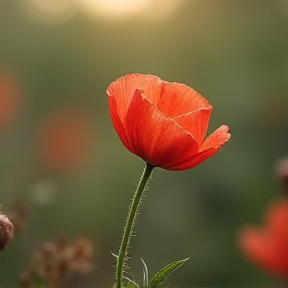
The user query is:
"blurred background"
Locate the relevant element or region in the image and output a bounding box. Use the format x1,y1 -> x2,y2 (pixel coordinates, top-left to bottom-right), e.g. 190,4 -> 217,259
1,0 -> 288,287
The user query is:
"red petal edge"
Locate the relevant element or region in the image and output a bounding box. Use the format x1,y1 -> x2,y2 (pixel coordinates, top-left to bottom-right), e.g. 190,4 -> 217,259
166,125 -> 231,171
199,125 -> 231,152
108,95 -> 134,154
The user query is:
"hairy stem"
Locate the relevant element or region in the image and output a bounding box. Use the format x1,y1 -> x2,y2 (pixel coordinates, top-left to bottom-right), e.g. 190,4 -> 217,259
115,163 -> 154,288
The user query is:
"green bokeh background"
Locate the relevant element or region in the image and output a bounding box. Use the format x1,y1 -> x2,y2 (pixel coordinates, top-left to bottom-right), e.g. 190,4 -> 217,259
1,0 -> 288,287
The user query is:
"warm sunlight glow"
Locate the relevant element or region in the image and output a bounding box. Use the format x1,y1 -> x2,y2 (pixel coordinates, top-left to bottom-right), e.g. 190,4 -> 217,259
22,0 -> 183,22
78,0 -> 182,19
79,0 -> 151,16
142,0 -> 182,21
22,0 -> 78,23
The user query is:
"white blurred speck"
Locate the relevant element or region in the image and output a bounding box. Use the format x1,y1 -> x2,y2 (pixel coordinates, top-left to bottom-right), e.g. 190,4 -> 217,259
29,180 -> 58,205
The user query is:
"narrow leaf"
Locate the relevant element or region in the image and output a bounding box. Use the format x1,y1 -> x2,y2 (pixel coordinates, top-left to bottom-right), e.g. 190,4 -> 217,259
150,257 -> 190,288
140,258 -> 149,288
123,276 -> 139,288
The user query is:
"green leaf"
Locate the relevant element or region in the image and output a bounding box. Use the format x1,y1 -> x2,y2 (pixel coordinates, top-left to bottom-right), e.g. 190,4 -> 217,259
140,258 -> 149,288
123,276 -> 139,288
150,257 -> 190,288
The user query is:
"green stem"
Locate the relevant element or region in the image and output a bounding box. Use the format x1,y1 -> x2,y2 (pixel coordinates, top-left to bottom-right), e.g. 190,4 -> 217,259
116,163 -> 154,288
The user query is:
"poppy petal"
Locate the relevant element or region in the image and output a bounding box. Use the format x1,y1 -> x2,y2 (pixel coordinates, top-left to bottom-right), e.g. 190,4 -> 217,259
239,227 -> 288,278
107,73 -> 162,122
166,143 -> 221,171
165,125 -> 230,170
265,200 -> 288,261
108,96 -> 133,153
173,108 -> 212,145
199,125 -> 231,152
125,89 -> 198,169
157,81 -> 211,117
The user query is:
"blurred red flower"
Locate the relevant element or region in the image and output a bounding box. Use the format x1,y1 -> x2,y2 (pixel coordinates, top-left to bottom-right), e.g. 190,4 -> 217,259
0,74 -> 21,132
36,108 -> 94,174
107,73 -> 230,171
238,199 -> 288,279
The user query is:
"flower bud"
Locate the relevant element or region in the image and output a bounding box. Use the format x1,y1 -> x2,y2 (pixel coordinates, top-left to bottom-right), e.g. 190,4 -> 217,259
0,213 -> 13,251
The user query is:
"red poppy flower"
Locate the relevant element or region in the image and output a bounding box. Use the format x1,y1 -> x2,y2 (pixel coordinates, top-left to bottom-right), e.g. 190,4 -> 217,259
36,108 -> 94,174
107,73 -> 231,171
238,199 -> 288,279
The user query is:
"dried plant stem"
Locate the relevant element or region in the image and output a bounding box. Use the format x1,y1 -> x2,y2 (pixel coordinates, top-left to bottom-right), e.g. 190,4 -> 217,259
115,163 -> 154,288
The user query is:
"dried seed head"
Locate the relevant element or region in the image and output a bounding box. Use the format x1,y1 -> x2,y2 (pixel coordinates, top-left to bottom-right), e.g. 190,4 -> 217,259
73,237 -> 93,258
70,237 -> 94,273
0,213 -> 13,251
21,235 -> 95,286
275,157 -> 288,195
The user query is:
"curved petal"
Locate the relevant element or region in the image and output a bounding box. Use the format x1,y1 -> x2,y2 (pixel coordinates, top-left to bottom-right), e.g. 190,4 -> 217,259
199,125 -> 231,152
166,125 -> 230,170
108,95 -> 134,153
125,89 -> 198,169
173,108 -> 212,145
239,227 -> 288,278
166,143 -> 221,171
265,200 -> 288,261
157,81 -> 211,117
107,74 -> 162,122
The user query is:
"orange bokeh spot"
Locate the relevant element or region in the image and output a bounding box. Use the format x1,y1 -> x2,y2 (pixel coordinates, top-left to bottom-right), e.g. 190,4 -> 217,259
0,74 -> 21,132
238,199 -> 288,279
36,108 -> 94,174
